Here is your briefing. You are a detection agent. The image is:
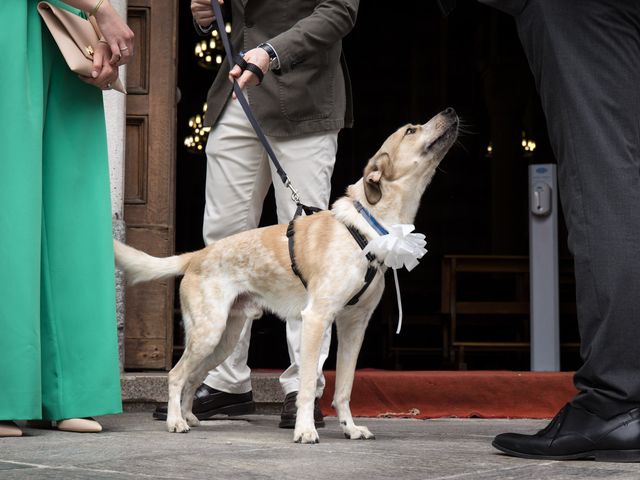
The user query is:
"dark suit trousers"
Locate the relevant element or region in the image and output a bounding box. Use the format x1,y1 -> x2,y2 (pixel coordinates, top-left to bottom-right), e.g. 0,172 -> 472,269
515,0 -> 640,417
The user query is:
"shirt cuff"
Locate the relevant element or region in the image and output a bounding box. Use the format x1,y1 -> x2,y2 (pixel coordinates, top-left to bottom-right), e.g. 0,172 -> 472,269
193,18 -> 214,37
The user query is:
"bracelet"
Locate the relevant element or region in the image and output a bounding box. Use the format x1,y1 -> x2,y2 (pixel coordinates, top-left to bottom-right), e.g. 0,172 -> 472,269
90,0 -> 106,17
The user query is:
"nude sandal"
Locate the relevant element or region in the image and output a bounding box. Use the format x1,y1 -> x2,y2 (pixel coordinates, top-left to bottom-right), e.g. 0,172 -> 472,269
0,421 -> 23,437
56,418 -> 102,433
26,418 -> 102,433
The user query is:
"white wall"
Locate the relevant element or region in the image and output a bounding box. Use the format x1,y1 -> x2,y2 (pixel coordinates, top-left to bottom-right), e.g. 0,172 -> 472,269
103,0 -> 128,370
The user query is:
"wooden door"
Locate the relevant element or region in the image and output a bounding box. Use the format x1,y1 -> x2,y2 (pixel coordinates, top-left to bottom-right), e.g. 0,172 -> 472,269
124,0 -> 178,370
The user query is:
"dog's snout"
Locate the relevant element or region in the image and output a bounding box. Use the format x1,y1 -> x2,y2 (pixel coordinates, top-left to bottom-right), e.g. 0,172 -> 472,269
443,107 -> 456,117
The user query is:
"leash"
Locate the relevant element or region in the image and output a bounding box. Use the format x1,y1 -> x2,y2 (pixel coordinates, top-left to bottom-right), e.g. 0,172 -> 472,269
208,3 -> 414,320
210,0 -> 306,207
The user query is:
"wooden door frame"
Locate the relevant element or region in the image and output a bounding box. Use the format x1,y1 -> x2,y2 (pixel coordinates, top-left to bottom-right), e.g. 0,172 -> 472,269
124,0 -> 178,370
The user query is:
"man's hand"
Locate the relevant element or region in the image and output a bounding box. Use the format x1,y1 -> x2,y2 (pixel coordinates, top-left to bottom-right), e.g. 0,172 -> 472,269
191,0 -> 222,28
229,47 -> 270,96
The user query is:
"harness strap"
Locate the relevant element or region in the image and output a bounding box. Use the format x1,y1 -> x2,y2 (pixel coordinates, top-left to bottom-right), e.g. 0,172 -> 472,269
287,211 -> 378,306
287,220 -> 306,288
346,264 -> 378,306
287,204 -> 322,289
344,225 -> 378,306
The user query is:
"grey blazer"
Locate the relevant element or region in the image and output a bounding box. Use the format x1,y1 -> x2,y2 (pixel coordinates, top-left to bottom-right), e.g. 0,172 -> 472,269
203,0 -> 359,137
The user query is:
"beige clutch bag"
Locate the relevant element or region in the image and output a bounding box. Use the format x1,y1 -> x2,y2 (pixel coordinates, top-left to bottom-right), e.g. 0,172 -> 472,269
37,1 -> 126,94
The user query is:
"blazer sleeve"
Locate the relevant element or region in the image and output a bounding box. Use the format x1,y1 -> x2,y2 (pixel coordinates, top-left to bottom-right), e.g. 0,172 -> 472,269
267,0 -> 359,74
477,0 -> 528,16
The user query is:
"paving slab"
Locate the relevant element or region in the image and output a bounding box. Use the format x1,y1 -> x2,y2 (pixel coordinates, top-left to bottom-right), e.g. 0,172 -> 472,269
0,413 -> 638,480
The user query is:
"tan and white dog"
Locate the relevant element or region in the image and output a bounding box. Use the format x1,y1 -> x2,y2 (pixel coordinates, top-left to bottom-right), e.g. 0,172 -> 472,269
114,108 -> 458,443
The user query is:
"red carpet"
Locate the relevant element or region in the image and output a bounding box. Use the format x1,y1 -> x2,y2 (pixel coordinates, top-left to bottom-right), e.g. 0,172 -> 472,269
318,370 -> 577,419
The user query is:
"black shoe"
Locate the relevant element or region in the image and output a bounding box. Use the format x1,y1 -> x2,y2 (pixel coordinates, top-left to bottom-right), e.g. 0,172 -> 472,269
492,403 -> 640,462
278,391 -> 325,429
152,384 -> 255,421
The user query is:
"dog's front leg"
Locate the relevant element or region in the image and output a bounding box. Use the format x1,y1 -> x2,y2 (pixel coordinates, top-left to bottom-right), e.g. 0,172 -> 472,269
333,302 -> 380,440
293,305 -> 334,444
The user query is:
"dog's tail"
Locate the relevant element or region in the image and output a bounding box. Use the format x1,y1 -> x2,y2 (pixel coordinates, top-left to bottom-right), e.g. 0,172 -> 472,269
113,240 -> 196,284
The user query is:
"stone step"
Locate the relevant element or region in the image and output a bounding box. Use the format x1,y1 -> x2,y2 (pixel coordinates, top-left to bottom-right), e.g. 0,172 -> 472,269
121,371 -> 285,414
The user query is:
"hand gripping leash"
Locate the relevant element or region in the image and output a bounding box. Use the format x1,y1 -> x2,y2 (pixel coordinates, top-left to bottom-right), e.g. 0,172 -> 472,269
209,0 -> 307,210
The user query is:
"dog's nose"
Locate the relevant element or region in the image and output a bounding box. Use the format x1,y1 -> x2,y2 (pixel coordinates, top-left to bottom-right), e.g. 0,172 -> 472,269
444,107 -> 455,116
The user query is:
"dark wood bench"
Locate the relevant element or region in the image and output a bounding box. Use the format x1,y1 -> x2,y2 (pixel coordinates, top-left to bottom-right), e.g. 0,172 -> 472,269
441,255 -> 578,369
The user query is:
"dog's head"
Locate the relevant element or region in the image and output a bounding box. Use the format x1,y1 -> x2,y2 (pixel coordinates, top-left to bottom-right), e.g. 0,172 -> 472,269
363,108 -> 458,205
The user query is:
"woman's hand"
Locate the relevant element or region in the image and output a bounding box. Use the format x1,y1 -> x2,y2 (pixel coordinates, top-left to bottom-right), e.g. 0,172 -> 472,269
92,1 -> 135,66
80,42 -> 119,90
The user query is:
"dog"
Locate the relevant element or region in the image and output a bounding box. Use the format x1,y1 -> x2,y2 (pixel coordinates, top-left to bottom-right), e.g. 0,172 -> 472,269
114,108 -> 458,443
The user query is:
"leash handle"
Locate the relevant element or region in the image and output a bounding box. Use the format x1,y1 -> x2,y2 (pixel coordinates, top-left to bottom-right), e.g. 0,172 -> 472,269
210,0 -> 303,206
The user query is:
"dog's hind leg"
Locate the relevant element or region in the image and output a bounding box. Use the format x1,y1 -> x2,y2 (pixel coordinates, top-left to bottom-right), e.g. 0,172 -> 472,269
179,294 -> 260,426
166,278 -> 236,433
177,309 -> 204,428
333,306 -> 379,440
167,353 -> 197,433
181,376 -> 202,428
214,295 -> 262,363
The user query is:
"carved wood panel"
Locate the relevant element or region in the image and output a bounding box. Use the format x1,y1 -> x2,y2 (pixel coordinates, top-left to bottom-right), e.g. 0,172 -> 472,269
124,0 -> 177,370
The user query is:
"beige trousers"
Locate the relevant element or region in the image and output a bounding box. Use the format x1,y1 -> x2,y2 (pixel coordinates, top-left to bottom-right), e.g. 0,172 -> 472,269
202,98 -> 337,397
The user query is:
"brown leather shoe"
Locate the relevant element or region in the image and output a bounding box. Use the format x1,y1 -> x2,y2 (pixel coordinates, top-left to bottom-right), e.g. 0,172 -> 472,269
279,391 -> 325,429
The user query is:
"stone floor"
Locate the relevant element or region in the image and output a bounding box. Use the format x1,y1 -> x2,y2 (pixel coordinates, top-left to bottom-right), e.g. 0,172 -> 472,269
1,413 -> 639,479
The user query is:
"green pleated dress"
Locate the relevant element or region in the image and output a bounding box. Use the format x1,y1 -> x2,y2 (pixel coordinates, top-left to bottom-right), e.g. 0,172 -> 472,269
0,0 -> 122,421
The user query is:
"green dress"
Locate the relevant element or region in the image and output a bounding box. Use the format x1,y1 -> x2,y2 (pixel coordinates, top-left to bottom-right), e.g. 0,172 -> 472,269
0,0 -> 122,421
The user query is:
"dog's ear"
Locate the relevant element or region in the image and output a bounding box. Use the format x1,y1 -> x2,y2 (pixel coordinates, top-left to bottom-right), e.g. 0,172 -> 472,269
363,153 -> 391,205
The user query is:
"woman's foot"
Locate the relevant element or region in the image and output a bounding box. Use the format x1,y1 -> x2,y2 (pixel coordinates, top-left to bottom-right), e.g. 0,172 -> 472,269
56,418 -> 102,433
0,421 -> 23,437
26,418 -> 102,433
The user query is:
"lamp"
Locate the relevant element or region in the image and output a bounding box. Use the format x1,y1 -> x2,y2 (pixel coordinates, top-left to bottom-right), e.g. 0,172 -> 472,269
194,22 -> 231,70
184,103 -> 211,154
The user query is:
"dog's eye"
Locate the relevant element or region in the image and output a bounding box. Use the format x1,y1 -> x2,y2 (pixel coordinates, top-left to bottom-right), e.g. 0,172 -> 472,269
405,127 -> 417,136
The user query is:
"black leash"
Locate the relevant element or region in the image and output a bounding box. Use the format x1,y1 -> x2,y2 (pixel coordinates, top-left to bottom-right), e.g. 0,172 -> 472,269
210,0 -> 305,206
209,2 -> 379,305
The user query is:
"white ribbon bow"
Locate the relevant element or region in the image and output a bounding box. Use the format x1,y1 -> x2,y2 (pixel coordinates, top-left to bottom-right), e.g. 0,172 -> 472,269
362,224 -> 428,334
362,224 -> 427,271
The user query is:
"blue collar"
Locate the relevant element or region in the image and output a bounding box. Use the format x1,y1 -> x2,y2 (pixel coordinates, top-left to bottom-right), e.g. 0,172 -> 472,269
353,200 -> 389,236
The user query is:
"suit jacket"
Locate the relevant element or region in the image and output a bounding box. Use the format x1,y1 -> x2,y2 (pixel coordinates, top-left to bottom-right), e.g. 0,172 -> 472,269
203,0 -> 359,136
439,0 -> 527,16
478,0 -> 527,16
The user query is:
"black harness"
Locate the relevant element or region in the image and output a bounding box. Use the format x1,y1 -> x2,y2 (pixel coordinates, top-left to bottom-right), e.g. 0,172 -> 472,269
286,205 -> 379,306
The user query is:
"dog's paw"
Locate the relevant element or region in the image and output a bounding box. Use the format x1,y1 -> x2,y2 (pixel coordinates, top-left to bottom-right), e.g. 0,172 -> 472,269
344,425 -> 375,440
166,417 -> 191,433
293,427 -> 320,444
185,413 -> 200,427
